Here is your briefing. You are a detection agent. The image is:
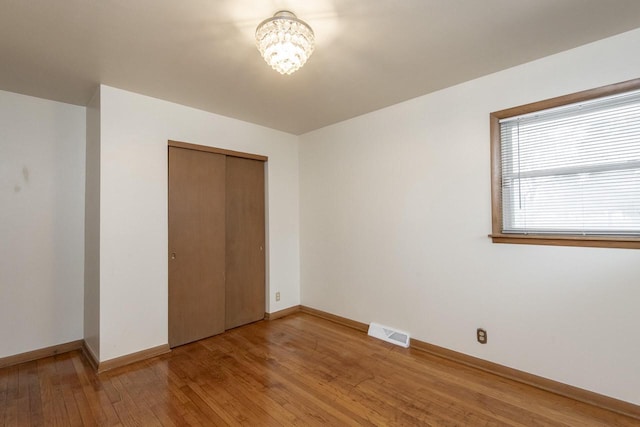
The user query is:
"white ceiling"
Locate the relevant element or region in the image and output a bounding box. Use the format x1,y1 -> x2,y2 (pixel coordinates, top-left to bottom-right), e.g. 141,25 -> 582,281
2,1 -> 640,135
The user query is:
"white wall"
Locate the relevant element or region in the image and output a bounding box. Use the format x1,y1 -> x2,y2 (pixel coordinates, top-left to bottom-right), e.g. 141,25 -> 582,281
0,90 -> 85,358
299,28 -> 640,405
99,86 -> 300,361
84,88 -> 100,359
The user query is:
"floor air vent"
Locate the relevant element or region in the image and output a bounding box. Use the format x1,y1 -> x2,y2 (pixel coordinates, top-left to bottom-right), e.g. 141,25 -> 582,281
367,322 -> 410,348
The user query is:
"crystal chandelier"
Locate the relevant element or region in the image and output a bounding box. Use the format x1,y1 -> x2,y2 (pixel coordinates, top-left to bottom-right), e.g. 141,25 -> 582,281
255,11 -> 315,75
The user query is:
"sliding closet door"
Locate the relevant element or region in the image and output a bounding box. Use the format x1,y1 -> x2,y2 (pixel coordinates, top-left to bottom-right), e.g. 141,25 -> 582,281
225,156 -> 266,330
168,147 -> 226,347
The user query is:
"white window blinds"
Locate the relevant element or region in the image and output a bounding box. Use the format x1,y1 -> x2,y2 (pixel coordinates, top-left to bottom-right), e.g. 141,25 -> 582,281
499,89 -> 640,236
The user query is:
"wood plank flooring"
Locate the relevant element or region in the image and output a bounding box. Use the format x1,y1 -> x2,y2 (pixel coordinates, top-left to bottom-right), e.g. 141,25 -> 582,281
0,313 -> 637,426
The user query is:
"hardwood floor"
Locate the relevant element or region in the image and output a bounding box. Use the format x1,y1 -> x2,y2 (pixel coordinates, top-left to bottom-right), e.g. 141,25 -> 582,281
0,313 -> 637,426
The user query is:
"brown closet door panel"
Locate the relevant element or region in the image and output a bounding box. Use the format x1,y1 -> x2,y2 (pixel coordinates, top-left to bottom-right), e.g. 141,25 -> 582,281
225,156 -> 266,330
168,147 -> 226,347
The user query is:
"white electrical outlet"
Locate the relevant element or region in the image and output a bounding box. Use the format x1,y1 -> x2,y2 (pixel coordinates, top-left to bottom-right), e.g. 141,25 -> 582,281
477,328 -> 487,344
275,292 -> 281,302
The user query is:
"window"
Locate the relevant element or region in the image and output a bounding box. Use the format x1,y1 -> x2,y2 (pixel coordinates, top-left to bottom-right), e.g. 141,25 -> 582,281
490,79 -> 640,249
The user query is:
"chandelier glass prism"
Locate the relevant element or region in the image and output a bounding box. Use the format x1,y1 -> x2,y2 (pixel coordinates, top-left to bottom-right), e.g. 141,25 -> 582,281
255,11 -> 315,75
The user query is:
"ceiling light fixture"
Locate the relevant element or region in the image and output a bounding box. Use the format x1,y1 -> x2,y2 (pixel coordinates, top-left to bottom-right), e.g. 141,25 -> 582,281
255,11 -> 315,75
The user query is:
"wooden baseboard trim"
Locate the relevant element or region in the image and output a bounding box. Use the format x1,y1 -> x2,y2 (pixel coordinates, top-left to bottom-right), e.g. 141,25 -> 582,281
97,344 -> 171,373
81,341 -> 99,371
0,340 -> 84,369
300,305 -> 368,332
301,306 -> 640,420
265,305 -> 301,320
411,338 -> 640,420
1,339 -> 174,377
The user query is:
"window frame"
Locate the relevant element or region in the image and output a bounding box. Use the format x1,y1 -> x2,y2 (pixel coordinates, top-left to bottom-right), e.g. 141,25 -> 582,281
490,78 -> 640,249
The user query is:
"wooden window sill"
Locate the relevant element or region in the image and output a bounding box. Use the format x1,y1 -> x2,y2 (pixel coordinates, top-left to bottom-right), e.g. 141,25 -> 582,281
489,234 -> 640,249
